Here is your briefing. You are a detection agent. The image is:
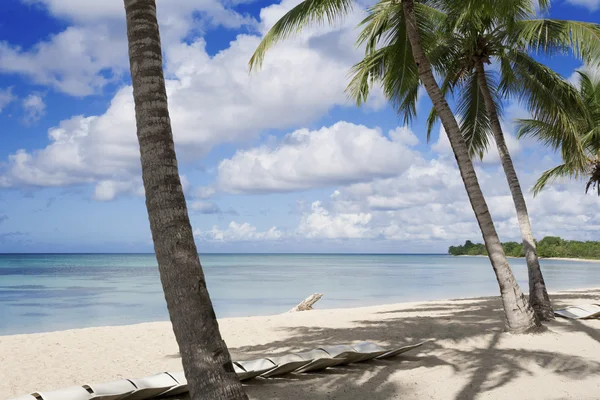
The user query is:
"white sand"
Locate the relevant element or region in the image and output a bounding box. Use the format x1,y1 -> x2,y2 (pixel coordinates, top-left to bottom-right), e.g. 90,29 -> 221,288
3,289 -> 600,400
541,257 -> 600,263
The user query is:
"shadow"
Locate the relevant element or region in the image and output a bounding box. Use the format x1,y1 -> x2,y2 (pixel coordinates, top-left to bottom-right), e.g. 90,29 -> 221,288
221,292 -> 600,399
158,291 -> 600,400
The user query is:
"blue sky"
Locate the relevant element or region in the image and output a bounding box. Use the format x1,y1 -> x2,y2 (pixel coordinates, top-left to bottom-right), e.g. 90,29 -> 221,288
0,0 -> 599,253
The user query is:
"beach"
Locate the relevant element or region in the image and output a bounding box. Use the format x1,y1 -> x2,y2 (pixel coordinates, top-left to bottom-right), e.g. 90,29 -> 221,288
4,288 -> 600,400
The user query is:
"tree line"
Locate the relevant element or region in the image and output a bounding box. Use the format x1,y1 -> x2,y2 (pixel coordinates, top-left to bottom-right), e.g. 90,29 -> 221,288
449,237 -> 600,259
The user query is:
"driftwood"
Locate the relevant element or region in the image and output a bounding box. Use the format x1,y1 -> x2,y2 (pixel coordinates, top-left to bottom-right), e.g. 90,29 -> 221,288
288,293 -> 323,312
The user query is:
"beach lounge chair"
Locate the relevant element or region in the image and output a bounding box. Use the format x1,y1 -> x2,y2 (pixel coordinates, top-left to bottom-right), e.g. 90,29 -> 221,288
554,304 -> 600,319
261,354 -> 312,377
375,341 -> 427,359
293,349 -> 348,372
31,386 -> 92,400
158,371 -> 188,397
125,373 -> 179,399
83,379 -> 137,400
234,359 -> 277,381
317,345 -> 370,365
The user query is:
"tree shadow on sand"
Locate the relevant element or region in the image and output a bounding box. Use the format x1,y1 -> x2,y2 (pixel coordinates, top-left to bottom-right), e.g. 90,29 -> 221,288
168,292 -> 600,400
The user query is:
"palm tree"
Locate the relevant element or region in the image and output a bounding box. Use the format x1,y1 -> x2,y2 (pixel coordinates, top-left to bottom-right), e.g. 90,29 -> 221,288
351,0 -> 600,321
426,2 -> 600,321
519,69 -> 600,195
250,0 -> 540,333
123,1 -> 248,399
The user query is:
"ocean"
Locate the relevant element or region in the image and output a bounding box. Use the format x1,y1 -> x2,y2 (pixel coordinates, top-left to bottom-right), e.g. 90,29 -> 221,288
1,253 -> 599,336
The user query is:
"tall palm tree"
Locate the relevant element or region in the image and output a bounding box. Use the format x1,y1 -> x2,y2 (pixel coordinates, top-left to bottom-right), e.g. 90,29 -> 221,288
250,0 -> 540,333
519,69 -> 600,195
351,0 -> 600,321
123,1 -> 248,399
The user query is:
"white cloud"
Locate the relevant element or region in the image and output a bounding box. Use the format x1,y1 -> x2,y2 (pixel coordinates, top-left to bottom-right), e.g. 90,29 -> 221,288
0,25 -> 128,96
195,221 -> 282,241
8,0 -> 255,95
290,149 -> 600,245
22,94 -> 46,123
0,87 -> 15,112
216,122 -> 419,193
432,125 -> 522,164
1,0 -> 376,197
565,0 -> 600,11
93,179 -> 144,201
297,201 -> 373,239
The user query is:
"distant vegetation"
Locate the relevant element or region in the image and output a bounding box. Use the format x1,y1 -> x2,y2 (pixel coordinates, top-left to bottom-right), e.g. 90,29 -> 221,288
449,237 -> 600,259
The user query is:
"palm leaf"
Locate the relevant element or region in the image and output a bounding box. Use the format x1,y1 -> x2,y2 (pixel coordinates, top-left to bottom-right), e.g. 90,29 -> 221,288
249,0 -> 354,71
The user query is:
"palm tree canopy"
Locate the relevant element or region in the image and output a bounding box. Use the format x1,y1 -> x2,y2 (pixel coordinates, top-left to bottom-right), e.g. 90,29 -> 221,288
518,69 -> 600,195
348,0 -> 600,158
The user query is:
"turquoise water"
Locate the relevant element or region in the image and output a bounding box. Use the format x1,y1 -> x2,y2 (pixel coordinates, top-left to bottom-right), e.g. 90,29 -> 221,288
1,253 -> 599,335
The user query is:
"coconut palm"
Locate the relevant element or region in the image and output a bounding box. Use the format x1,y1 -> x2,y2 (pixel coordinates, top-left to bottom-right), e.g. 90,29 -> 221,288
123,1 -> 248,399
250,0 -> 541,333
519,69 -> 600,195
351,0 -> 600,321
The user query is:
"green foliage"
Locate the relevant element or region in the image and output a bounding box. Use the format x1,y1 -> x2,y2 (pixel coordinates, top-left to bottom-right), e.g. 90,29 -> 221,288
518,70 -> 600,195
449,237 -> 600,259
448,240 -> 487,256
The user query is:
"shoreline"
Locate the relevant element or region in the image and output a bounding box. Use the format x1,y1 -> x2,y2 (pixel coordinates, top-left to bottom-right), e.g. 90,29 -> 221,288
4,288 -> 600,399
4,286 -> 600,338
456,254 -> 600,262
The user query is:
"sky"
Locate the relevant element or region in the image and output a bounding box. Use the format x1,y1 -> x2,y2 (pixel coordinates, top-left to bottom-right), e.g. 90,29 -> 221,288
0,0 -> 598,253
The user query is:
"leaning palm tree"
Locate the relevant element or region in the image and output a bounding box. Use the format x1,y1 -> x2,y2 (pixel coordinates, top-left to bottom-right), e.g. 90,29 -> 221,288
250,0 -> 540,333
519,69 -> 600,195
410,2 -> 600,321
350,0 -> 600,321
123,1 -> 248,399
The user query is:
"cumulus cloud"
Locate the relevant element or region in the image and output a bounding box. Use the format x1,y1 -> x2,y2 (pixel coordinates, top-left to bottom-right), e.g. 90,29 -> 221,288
216,122 -> 419,193
432,124 -> 522,164
297,201 -> 373,239
195,221 -> 283,241
290,149 -> 600,245
0,87 -> 15,112
1,0 -> 377,198
22,94 -> 46,123
0,25 -> 128,96
7,0 -> 256,96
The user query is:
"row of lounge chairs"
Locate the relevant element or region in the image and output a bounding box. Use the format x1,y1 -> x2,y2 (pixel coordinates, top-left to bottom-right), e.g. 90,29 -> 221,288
12,341 -> 426,400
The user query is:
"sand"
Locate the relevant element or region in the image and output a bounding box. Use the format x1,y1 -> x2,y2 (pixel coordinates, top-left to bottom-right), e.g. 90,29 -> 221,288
3,289 -> 600,400
541,257 -> 600,263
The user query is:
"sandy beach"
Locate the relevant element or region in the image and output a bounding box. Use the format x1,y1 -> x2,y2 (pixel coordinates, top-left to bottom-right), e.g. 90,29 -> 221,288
541,257 -> 600,263
3,289 -> 600,400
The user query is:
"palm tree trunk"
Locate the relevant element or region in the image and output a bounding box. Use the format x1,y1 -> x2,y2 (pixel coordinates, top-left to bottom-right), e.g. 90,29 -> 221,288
123,1 -> 249,399
402,0 -> 540,333
475,61 -> 554,321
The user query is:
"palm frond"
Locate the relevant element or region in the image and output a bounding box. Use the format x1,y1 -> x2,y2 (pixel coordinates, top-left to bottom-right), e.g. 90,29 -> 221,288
249,0 -> 354,71
532,163 -> 579,196
509,19 -> 600,66
456,71 -> 492,159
